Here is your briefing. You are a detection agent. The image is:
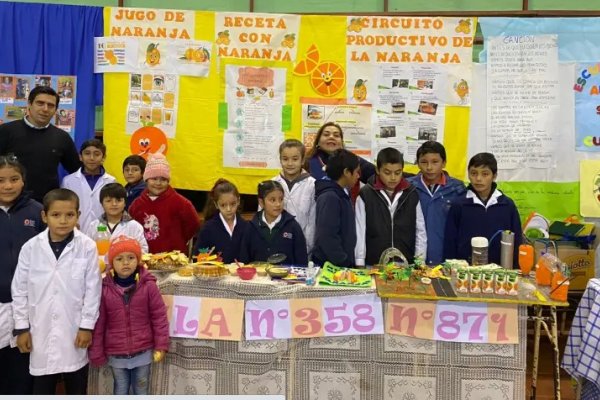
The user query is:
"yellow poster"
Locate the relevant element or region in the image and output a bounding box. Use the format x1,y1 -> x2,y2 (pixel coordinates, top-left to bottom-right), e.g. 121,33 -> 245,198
579,159 -> 600,217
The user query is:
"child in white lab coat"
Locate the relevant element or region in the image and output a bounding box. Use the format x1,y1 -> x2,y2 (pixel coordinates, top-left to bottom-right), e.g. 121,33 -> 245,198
61,139 -> 116,234
11,188 -> 102,394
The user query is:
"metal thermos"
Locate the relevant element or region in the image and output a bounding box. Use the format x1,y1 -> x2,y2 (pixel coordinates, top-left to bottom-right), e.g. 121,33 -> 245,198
500,231 -> 515,269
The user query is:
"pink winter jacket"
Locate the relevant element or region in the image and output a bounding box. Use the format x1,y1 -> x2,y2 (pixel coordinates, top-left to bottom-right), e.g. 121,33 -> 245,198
89,267 -> 169,366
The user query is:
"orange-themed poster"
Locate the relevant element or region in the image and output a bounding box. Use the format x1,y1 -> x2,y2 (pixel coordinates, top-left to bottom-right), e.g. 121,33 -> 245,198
214,12 -> 301,62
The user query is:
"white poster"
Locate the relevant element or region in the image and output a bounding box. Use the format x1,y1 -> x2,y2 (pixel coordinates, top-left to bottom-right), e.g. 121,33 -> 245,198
301,102 -> 373,161
487,35 -> 559,169
126,73 -> 178,138
94,37 -> 138,73
223,65 -> 286,169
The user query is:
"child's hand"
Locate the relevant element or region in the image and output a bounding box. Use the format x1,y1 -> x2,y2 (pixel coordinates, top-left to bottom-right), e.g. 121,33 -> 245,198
16,332 -> 32,353
153,350 -> 165,363
75,330 -> 92,349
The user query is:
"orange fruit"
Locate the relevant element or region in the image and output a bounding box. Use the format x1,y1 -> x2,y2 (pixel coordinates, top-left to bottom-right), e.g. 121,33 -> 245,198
293,44 -> 320,76
310,61 -> 345,97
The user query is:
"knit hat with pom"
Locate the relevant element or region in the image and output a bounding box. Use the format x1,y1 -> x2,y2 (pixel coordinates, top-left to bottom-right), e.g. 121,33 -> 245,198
143,153 -> 170,181
107,235 -> 142,266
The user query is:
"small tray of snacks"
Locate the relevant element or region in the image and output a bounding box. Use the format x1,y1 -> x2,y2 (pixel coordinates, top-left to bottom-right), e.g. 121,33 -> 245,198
318,262 -> 373,287
192,250 -> 228,279
143,251 -> 189,272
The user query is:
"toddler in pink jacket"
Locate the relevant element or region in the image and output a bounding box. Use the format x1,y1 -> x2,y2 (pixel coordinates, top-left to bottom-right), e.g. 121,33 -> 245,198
89,235 -> 169,395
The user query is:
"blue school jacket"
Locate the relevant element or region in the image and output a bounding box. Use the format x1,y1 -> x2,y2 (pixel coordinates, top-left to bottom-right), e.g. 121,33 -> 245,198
239,210 -> 308,266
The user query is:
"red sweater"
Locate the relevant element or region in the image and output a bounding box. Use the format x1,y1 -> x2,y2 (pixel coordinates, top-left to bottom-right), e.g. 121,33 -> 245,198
129,186 -> 200,253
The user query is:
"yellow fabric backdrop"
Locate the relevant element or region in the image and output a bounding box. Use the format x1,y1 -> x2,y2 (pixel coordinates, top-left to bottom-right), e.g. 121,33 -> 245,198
103,10 -> 471,194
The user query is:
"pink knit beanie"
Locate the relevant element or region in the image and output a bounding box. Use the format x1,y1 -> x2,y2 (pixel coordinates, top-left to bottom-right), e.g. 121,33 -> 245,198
143,153 -> 171,181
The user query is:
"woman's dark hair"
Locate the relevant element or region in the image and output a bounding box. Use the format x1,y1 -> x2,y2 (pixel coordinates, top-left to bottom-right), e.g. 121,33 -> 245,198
203,178 -> 240,220
0,153 -> 26,181
326,149 -> 360,181
257,180 -> 284,200
304,122 -> 344,172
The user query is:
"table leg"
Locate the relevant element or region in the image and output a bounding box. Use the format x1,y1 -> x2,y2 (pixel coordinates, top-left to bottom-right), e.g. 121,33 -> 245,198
531,306 -> 542,400
550,306 -> 561,400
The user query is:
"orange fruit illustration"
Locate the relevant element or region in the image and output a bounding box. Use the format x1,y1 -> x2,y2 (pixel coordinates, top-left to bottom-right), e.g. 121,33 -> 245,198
130,125 -> 169,160
310,61 -> 345,97
293,44 -> 320,76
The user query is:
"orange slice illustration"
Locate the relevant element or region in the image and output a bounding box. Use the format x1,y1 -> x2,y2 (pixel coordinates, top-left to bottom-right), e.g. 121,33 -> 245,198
293,44 -> 320,76
310,61 -> 345,97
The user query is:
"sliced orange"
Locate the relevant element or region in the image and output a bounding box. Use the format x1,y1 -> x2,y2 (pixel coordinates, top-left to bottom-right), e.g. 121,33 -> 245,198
293,44 -> 320,76
310,61 -> 345,97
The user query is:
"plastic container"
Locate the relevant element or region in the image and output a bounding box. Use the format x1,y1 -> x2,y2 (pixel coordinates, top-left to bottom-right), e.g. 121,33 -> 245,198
535,252 -> 558,286
94,224 -> 111,256
237,267 -> 257,280
550,271 -> 569,302
306,261 -> 316,286
518,244 -> 535,275
471,237 -> 489,266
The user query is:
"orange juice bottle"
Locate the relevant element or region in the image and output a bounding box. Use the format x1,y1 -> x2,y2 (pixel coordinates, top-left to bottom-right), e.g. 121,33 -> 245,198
94,225 -> 111,256
518,244 -> 534,275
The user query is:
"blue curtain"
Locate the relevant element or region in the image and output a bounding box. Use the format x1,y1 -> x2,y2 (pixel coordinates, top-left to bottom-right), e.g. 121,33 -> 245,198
0,2 -> 103,150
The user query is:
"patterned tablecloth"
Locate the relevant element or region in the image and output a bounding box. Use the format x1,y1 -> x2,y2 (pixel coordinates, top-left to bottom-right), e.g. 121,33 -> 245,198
88,274 -> 527,399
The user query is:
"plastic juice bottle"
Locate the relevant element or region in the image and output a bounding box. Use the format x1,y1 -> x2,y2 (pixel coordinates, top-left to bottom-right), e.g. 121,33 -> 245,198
95,224 -> 111,256
518,244 -> 534,275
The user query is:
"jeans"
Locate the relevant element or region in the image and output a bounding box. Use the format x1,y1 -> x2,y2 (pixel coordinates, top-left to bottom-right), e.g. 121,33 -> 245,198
111,363 -> 151,395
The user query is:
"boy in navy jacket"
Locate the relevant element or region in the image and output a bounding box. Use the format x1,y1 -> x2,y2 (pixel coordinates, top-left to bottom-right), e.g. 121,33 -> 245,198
444,152 -> 522,265
240,181 -> 307,266
408,141 -> 466,265
312,149 -> 360,268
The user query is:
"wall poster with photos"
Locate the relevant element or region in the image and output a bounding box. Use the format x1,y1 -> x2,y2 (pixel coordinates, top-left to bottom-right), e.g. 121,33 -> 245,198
0,74 -> 77,137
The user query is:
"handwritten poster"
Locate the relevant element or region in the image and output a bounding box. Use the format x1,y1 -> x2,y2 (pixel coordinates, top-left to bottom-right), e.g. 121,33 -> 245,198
346,17 -> 476,105
0,74 -> 77,137
385,299 -> 519,344
487,35 -> 559,169
580,160 -> 600,217
126,73 -> 179,138
223,65 -> 286,169
574,63 -> 600,152
301,101 -> 373,160
215,12 -> 301,61
245,294 -> 384,340
109,7 -> 195,40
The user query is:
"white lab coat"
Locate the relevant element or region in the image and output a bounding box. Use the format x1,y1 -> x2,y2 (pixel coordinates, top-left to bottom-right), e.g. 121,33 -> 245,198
61,168 -> 116,234
355,190 -> 427,266
11,229 -> 102,376
0,302 -> 14,349
271,174 -> 316,254
85,218 -> 149,254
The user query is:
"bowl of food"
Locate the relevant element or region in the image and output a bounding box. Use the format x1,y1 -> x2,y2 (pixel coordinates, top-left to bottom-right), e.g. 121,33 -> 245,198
237,266 -> 257,280
266,266 -> 289,278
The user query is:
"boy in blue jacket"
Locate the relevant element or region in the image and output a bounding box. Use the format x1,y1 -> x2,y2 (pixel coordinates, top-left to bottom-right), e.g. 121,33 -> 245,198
312,149 -> 360,268
240,180 -> 308,266
408,141 -> 466,265
444,152 -> 522,265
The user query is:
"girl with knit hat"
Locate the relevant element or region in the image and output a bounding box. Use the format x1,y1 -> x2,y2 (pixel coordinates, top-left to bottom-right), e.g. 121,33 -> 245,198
89,235 -> 169,395
128,153 -> 200,253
